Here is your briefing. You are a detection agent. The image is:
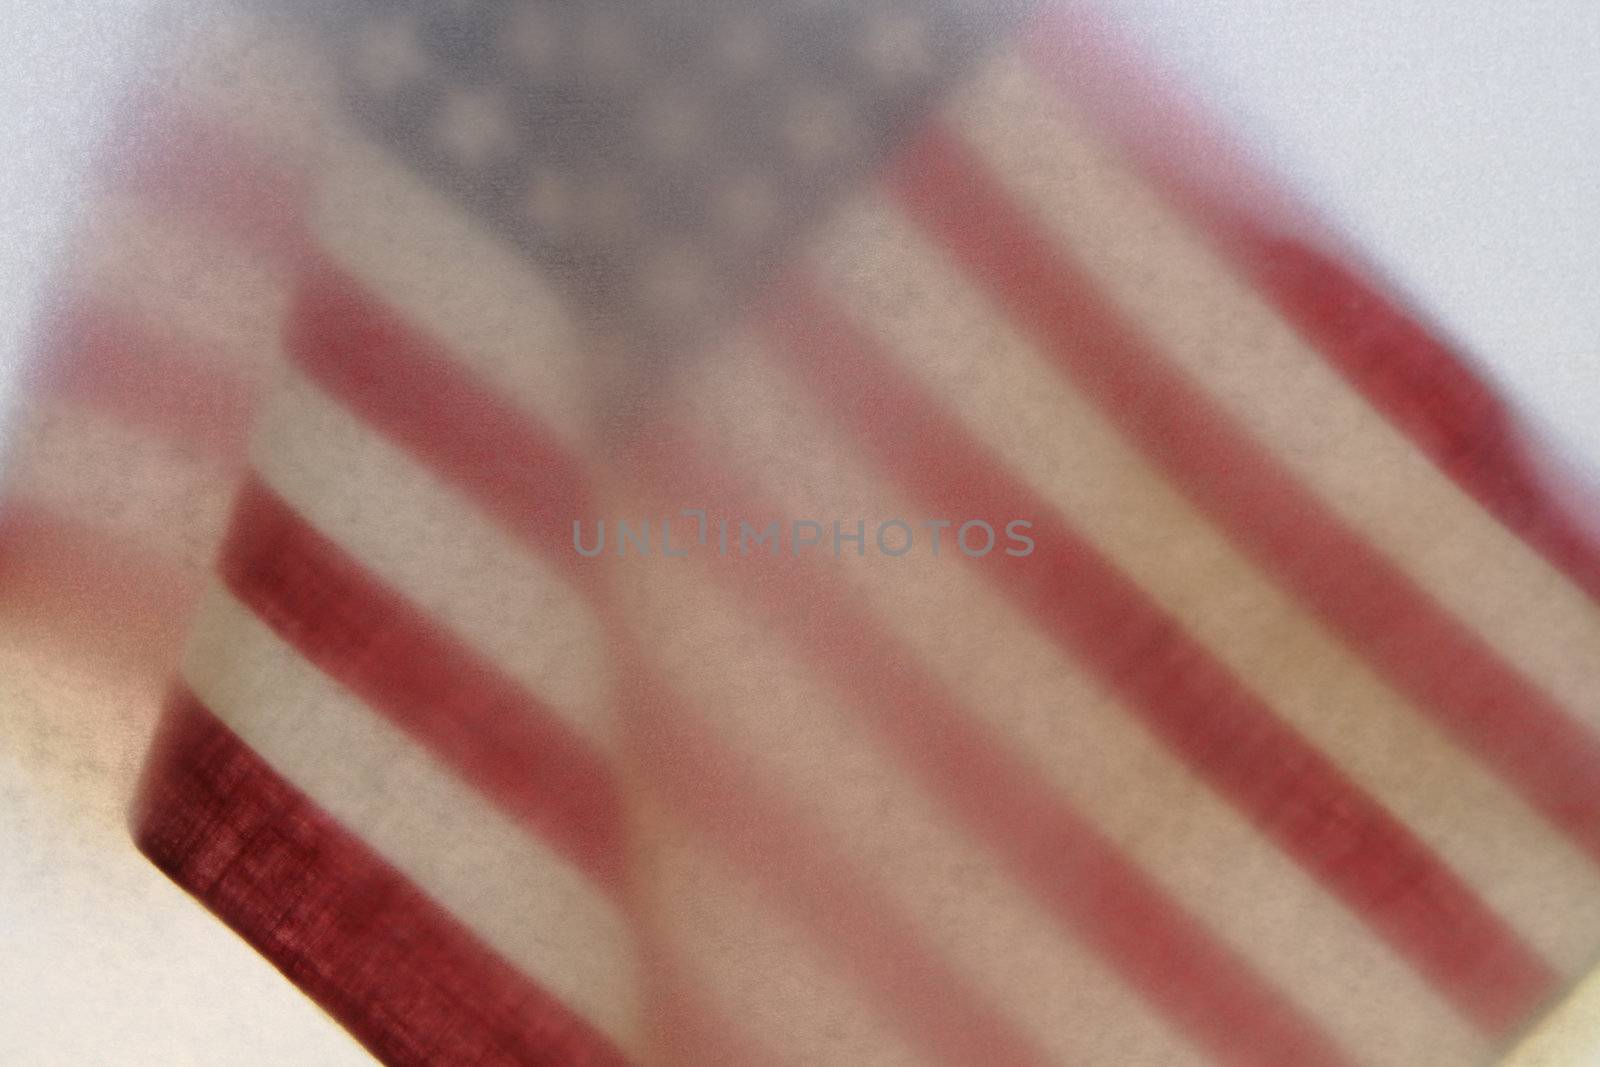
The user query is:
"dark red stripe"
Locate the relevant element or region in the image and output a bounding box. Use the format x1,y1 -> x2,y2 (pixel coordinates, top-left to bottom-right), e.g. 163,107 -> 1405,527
761,270 -> 1557,1037
643,977 -> 783,1067
622,433 -> 1357,1067
634,941 -> 785,1067
891,125 -> 1600,879
286,259 -> 597,591
220,477 -> 625,891
30,293 -> 260,459
0,502 -> 198,673
132,691 -> 633,1067
1238,234 -> 1600,604
1020,11 -> 1600,608
102,91 -> 312,264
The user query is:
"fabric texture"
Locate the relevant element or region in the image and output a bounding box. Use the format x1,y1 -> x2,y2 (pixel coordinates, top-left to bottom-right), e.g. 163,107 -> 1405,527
5,1 -> 1600,1064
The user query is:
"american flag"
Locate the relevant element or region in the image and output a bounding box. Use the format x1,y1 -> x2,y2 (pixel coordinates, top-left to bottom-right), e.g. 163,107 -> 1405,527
5,0 -> 1600,1063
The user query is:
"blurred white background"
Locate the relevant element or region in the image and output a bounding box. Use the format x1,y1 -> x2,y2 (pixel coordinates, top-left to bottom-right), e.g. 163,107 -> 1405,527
1105,0 -> 1600,482
1,1 -> 1596,1063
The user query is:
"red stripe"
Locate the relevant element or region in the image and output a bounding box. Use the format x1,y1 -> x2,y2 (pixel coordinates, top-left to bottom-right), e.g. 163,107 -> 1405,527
102,91 -> 312,265
761,272 -> 1557,1037
285,258 -> 597,592
132,690 -> 633,1067
29,293 -> 260,459
634,944 -> 786,1067
219,477 -> 625,892
1234,233 -> 1600,605
622,662 -> 1068,1067
891,128 -> 1600,880
621,434 -> 1357,1067
1020,11 -> 1600,608
0,502 -> 199,673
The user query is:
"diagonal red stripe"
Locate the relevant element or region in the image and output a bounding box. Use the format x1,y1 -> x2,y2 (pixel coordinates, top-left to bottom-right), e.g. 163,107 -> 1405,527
631,937 -> 788,1067
30,292 -> 260,460
132,690 -> 634,1067
1018,13 -> 1600,609
219,476 -> 626,892
1240,234 -> 1600,606
0,502 -> 198,672
285,258 -> 598,593
102,91 -> 312,265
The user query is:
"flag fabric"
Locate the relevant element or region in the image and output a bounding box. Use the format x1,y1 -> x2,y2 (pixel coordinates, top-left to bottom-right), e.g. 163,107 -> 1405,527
7,1 -> 1600,1064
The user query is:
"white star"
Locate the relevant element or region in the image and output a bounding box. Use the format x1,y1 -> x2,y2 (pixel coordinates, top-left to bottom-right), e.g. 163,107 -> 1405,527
641,90 -> 707,162
639,246 -> 712,318
783,92 -> 855,167
717,14 -> 769,75
579,10 -> 639,81
522,170 -> 573,235
434,89 -> 516,169
503,4 -> 560,73
857,12 -> 931,84
716,174 -> 777,239
357,16 -> 430,96
581,174 -> 641,242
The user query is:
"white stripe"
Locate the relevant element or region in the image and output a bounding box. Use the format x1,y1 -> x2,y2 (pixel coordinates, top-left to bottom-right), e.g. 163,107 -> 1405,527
949,52 -> 1600,734
250,369 -> 613,745
152,9 -> 329,178
182,588 -> 640,1052
312,135 -> 591,446
806,193 -> 1600,974
632,802 -> 926,1067
9,400 -> 235,570
1502,962 -> 1600,1067
73,197 -> 289,386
